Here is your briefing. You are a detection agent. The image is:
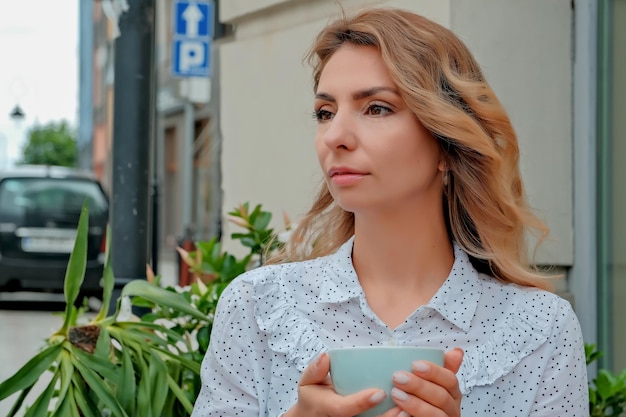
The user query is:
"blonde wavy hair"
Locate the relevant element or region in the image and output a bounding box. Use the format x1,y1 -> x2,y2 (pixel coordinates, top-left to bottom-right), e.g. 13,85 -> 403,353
269,7 -> 551,289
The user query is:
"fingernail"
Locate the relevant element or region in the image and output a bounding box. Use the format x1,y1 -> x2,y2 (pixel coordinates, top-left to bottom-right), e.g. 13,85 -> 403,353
412,360 -> 430,373
397,411 -> 411,417
369,390 -> 386,404
391,387 -> 409,401
392,371 -> 410,384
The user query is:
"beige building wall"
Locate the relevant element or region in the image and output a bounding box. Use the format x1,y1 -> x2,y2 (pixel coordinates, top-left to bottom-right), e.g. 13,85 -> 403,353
218,0 -> 573,265
450,0 -> 573,266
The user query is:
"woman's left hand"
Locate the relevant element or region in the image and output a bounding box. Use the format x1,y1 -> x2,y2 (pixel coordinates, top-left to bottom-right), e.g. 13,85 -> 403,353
381,348 -> 464,417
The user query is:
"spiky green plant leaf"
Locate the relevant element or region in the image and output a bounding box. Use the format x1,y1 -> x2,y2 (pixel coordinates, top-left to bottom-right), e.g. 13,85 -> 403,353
67,387 -> 83,417
148,350 -> 169,416
96,224 -> 114,321
115,321 -> 187,346
53,389 -> 73,417
71,354 -> 129,417
71,374 -> 99,417
22,370 -> 59,417
132,342 -> 153,417
117,345 -> 136,416
59,201 -> 89,334
55,349 -> 74,408
94,326 -> 112,358
167,374 -> 195,414
152,346 -> 200,373
121,280 -> 208,322
0,342 -> 63,401
6,385 -> 33,417
70,344 -> 119,383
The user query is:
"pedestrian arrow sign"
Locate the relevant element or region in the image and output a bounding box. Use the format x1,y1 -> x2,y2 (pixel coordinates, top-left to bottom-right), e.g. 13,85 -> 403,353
172,0 -> 214,77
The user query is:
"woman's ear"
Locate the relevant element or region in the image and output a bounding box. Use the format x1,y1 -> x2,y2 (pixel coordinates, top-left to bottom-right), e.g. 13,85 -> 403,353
438,157 -> 446,172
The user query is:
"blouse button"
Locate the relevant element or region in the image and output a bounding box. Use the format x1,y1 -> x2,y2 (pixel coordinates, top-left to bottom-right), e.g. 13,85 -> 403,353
386,336 -> 397,346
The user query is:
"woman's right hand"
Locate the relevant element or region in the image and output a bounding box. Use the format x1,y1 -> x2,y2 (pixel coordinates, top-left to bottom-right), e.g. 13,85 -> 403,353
283,352 -> 390,417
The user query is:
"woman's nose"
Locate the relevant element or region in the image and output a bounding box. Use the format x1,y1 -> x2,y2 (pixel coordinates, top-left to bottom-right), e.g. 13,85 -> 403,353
321,111 -> 357,151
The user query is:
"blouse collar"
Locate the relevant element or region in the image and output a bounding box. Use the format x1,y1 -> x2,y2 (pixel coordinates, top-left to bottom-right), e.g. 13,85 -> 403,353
318,236 -> 482,332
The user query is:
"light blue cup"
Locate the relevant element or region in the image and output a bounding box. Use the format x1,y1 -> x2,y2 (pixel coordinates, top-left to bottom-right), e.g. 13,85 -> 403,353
328,346 -> 444,417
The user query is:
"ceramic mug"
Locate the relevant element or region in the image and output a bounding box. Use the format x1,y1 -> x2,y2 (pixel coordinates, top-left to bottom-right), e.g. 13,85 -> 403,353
328,346 -> 445,417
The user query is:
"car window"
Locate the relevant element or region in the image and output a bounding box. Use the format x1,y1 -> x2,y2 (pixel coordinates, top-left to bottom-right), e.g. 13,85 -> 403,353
0,178 -> 108,217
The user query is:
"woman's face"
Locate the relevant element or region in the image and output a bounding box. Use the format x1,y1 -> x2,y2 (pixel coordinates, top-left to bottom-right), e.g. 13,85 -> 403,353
314,44 -> 444,214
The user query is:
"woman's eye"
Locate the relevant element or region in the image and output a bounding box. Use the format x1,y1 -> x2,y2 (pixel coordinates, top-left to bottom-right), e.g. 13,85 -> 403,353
313,109 -> 334,121
366,104 -> 392,116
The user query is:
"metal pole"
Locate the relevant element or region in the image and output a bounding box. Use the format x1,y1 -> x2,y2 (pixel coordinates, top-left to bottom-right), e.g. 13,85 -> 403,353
78,0 -> 94,171
109,0 -> 156,312
182,100 -> 194,239
151,178 -> 159,275
596,0 -> 615,372
570,0 -> 598,376
207,45 -> 223,241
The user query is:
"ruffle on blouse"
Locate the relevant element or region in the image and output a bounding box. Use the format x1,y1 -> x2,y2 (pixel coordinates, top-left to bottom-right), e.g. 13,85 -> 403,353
253,271 -> 327,372
456,293 -> 559,395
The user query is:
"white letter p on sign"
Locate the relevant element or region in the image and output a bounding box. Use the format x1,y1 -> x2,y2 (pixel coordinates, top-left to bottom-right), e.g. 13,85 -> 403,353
179,41 -> 206,72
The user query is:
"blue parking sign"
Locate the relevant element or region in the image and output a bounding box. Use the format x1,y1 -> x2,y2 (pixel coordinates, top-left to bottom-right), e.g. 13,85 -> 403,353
172,0 -> 214,77
173,39 -> 210,77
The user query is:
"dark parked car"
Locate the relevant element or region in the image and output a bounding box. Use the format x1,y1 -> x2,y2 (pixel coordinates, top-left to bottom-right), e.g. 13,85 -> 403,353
0,165 -> 109,298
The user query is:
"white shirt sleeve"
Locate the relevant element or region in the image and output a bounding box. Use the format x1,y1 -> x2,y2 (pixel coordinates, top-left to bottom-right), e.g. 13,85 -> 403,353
190,277 -> 272,417
530,298 -> 589,416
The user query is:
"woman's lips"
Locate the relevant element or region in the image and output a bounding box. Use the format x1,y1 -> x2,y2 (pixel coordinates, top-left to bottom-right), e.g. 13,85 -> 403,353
328,167 -> 368,185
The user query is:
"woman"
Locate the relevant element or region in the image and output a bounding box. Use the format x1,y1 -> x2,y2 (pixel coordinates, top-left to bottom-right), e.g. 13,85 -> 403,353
191,7 -> 588,417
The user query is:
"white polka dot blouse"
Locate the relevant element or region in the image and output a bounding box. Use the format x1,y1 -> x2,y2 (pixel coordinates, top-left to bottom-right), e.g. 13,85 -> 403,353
191,237 -> 588,416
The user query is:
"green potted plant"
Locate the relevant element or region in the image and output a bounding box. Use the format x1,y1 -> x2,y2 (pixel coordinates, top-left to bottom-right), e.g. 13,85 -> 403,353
586,343 -> 626,417
0,202 -> 285,417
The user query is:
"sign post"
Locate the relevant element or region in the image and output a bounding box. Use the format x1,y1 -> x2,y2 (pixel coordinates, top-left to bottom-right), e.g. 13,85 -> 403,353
172,0 -> 214,77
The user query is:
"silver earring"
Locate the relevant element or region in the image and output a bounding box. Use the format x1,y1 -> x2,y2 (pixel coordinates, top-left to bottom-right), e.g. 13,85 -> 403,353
443,171 -> 449,187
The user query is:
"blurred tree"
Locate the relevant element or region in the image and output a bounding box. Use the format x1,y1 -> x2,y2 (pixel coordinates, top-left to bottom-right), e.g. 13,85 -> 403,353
19,120 -> 77,167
